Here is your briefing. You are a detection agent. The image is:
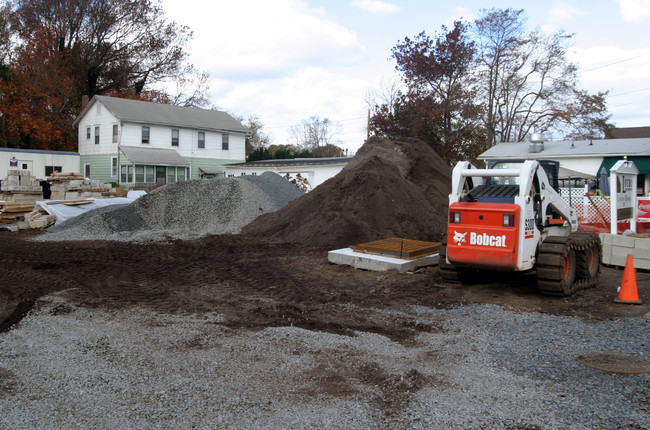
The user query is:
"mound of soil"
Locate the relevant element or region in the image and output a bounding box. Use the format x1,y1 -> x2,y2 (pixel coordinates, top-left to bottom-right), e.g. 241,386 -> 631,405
242,137 -> 452,248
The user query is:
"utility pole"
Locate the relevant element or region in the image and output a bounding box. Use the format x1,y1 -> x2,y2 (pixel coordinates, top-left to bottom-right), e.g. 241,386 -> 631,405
367,109 -> 370,140
0,111 -> 6,147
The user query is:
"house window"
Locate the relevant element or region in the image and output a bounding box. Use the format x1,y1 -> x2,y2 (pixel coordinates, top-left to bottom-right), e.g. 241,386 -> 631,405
142,126 -> 150,144
86,127 -> 91,140
96,104 -> 101,114
120,165 -> 133,183
111,157 -> 118,177
94,126 -> 100,145
198,131 -> 205,149
135,165 -> 144,183
172,129 -> 179,146
84,163 -> 91,178
112,124 -> 118,143
156,166 -> 166,184
146,166 -> 155,183
45,166 -> 62,176
222,133 -> 229,150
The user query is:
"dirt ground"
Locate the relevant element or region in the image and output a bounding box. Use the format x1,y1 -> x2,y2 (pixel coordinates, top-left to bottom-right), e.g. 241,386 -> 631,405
1,230 -> 648,339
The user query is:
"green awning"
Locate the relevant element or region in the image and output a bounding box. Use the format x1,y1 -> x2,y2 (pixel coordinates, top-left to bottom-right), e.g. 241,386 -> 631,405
598,156 -> 650,175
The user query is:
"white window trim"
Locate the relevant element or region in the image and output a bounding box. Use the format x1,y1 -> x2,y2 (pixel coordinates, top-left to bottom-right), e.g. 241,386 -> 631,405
111,156 -> 118,178
198,131 -> 205,149
142,126 -> 150,144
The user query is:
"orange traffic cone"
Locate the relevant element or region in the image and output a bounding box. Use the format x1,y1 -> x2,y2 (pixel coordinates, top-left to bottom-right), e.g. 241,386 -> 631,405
614,254 -> 643,305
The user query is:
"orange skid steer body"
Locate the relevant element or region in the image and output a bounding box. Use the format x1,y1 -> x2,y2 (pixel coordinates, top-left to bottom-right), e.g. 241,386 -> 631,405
446,202 -> 520,270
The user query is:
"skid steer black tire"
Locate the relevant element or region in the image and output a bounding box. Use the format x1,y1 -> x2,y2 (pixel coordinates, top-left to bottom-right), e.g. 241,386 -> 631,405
536,232 -> 601,296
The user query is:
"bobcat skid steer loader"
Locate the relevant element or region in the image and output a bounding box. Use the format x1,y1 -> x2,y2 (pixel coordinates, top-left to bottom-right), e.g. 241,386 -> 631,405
440,159 -> 601,296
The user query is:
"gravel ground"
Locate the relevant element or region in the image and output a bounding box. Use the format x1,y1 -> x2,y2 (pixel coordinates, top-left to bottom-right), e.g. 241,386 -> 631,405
37,172 -> 303,242
1,293 -> 648,429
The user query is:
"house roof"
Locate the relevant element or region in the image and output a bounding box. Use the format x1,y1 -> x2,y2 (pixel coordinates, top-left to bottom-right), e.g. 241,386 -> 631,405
610,126 -> 650,139
479,138 -> 650,160
228,157 -> 354,168
120,146 -> 190,167
0,147 -> 79,156
74,96 -> 249,134
199,167 -> 224,175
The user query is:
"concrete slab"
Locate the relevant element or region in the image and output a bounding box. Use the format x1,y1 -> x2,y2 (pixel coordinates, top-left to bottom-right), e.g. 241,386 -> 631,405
328,247 -> 439,273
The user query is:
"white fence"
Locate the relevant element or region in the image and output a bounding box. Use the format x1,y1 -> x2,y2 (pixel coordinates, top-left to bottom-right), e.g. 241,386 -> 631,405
560,186 -> 610,225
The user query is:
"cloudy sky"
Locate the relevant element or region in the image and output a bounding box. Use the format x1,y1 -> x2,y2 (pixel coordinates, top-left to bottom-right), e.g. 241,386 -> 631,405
161,0 -> 650,154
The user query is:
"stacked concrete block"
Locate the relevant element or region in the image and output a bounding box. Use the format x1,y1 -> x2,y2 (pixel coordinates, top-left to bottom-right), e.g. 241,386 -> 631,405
0,207 -> 54,231
1,170 -> 43,201
600,233 -> 650,270
48,174 -> 114,200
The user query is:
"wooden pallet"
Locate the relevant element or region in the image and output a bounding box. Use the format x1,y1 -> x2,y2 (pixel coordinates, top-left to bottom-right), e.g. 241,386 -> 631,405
352,237 -> 441,260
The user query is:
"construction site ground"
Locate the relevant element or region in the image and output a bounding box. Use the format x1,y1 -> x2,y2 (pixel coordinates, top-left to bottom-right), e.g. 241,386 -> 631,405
2,230 -> 648,337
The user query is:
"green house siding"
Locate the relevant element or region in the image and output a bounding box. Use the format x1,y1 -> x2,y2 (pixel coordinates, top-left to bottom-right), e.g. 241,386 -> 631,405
80,154 -> 116,184
81,154 -> 244,185
599,156 -> 650,175
184,157 -> 244,180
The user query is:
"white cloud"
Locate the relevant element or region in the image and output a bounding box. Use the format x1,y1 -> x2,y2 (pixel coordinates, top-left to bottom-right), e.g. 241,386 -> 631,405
615,0 -> 650,23
548,3 -> 587,22
163,0 -> 363,80
213,67 -> 371,149
446,7 -> 476,27
568,45 -> 650,127
350,0 -> 399,14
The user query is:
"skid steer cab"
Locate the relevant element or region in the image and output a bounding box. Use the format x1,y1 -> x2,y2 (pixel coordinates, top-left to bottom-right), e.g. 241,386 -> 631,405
440,159 -> 601,296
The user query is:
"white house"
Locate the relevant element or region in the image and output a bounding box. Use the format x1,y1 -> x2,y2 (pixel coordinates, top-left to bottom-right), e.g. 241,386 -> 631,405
1,147 -> 79,182
479,137 -> 650,195
224,157 -> 353,190
73,96 -> 248,188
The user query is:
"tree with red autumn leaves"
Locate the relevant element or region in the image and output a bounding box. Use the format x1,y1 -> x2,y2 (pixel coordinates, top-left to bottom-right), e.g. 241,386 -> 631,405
370,21 -> 486,164
0,0 -> 207,150
371,21 -> 485,163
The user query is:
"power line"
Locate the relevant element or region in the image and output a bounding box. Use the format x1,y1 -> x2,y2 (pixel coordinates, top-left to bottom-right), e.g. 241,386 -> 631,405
607,87 -> 650,98
578,52 -> 650,74
609,97 -> 650,108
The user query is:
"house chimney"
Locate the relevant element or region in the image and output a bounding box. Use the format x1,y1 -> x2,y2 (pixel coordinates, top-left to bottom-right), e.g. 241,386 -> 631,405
82,95 -> 89,108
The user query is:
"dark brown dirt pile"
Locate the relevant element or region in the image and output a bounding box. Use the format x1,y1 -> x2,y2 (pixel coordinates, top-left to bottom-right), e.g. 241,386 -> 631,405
242,137 -> 452,249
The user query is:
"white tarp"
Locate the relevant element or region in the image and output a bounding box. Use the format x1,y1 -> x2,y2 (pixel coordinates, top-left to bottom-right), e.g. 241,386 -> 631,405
35,191 -> 145,223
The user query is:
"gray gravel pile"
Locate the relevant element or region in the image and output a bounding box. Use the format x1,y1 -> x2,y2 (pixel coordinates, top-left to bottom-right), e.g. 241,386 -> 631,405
0,296 -> 647,429
37,172 -> 303,242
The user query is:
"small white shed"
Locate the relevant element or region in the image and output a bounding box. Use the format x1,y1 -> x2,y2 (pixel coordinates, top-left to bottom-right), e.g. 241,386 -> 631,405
224,157 -> 353,191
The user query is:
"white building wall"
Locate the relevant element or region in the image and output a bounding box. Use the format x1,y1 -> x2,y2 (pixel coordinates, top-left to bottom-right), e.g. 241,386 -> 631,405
77,104 -> 119,156
554,157 -> 604,177
1,149 -> 80,181
107,122 -> 245,162
225,162 -> 347,190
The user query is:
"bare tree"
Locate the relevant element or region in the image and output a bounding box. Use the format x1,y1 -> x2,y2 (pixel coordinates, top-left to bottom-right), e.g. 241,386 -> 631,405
0,3 -> 10,64
473,8 -> 612,144
289,116 -> 341,149
241,114 -> 271,156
